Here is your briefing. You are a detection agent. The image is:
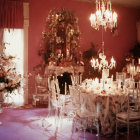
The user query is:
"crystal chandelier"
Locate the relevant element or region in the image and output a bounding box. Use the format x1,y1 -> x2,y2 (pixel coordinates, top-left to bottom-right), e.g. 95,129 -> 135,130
90,52 -> 116,71
89,0 -> 117,72
89,0 -> 117,30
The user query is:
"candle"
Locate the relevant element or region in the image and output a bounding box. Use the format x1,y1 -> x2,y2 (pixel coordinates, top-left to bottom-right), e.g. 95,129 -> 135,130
139,58 -> 140,64
71,75 -> 74,85
48,77 -> 50,91
73,76 -> 75,84
80,74 -> 82,84
97,102 -> 100,113
56,78 -> 60,94
95,78 -> 99,85
65,82 -> 67,95
76,75 -> 78,84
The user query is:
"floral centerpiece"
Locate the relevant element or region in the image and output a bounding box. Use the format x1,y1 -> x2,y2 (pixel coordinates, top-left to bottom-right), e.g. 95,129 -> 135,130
39,8 -> 83,66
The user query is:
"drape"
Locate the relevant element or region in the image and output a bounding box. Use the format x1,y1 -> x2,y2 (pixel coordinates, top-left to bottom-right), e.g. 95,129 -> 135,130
0,29 -> 4,45
0,29 -> 4,54
0,0 -> 24,28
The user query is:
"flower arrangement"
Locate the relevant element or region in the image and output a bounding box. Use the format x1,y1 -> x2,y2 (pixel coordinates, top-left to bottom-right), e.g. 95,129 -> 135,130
39,8 -> 82,66
0,44 -> 21,93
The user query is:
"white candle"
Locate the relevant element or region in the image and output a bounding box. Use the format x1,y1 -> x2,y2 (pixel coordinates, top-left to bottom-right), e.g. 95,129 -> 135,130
71,75 -> 74,85
75,76 -> 78,84
95,78 -> 99,86
80,74 -> 82,84
74,76 -> 76,85
56,78 -> 60,94
48,77 -> 50,91
78,75 -> 80,84
97,102 -> 100,113
65,82 -> 67,95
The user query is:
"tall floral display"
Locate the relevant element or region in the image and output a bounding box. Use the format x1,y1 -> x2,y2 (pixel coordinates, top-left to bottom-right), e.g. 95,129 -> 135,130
0,44 -> 21,99
39,8 -> 81,66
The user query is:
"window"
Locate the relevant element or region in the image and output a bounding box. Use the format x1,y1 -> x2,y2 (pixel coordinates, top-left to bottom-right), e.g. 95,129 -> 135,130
3,29 -> 24,106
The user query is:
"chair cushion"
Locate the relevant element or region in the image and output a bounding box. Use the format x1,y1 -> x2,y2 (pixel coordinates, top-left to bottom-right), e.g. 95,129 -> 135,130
76,109 -> 99,119
37,86 -> 47,93
117,111 -> 140,121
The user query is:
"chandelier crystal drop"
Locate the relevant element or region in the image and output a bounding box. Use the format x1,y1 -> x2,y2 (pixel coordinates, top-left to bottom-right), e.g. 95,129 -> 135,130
89,0 -> 117,30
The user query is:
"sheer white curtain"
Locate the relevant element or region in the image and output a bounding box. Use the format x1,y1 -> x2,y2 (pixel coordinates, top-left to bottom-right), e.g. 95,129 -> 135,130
3,29 -> 24,106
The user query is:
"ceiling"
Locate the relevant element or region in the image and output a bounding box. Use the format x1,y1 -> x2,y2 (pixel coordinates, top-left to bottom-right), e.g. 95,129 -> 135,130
78,0 -> 140,8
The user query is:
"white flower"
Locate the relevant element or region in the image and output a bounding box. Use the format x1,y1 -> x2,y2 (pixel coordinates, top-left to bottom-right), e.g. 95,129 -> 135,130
0,83 -> 5,90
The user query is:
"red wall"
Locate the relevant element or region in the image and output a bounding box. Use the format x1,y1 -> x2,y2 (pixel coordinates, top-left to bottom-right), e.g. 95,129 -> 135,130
28,0 -> 140,95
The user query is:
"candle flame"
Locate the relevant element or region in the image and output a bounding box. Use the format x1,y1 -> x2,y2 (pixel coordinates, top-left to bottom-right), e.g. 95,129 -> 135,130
90,55 -> 116,71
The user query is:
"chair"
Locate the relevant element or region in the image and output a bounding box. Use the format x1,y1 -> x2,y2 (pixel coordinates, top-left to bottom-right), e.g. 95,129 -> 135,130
32,74 -> 49,106
128,82 -> 140,111
71,92 -> 100,140
115,92 -> 140,140
116,72 -> 126,83
49,76 -> 68,126
66,85 -> 81,123
116,72 -> 126,89
69,85 -> 81,111
49,76 -> 60,114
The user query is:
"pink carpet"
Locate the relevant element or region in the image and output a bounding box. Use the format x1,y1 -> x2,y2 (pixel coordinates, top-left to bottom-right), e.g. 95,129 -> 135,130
0,107 -> 139,140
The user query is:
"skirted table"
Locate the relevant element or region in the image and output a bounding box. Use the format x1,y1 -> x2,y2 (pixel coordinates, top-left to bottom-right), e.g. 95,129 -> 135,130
79,89 -> 128,135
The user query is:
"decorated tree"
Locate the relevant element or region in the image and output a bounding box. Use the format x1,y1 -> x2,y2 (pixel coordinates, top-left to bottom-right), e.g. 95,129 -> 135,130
39,8 -> 81,66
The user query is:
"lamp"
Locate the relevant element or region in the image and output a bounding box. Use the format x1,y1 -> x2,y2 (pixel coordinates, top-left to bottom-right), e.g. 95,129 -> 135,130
89,0 -> 117,30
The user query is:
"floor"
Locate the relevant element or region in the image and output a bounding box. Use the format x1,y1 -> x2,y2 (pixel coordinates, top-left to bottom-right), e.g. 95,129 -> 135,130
0,107 -> 140,140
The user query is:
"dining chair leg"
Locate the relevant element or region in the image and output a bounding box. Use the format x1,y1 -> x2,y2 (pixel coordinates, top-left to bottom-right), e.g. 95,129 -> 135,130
96,120 -> 100,136
71,119 -> 75,139
96,120 -> 100,140
127,123 -> 129,140
137,123 -> 140,136
84,129 -> 86,140
77,127 -> 80,140
115,120 -> 118,140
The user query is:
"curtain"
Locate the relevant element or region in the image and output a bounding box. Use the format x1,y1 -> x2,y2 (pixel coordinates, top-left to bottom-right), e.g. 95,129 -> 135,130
0,0 -> 24,29
0,29 -> 4,54
0,29 -> 4,44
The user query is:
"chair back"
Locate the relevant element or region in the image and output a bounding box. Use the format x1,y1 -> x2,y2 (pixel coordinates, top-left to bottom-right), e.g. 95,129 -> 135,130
49,76 -> 60,105
116,72 -> 126,83
35,74 -> 48,94
69,85 -> 80,109
128,81 -> 140,111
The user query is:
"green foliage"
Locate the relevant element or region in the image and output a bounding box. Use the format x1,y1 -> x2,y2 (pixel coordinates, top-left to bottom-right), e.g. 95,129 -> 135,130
39,8 -> 81,65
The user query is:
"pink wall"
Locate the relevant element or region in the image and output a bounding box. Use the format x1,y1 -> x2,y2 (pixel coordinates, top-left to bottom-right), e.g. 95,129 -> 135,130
28,0 -> 140,95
